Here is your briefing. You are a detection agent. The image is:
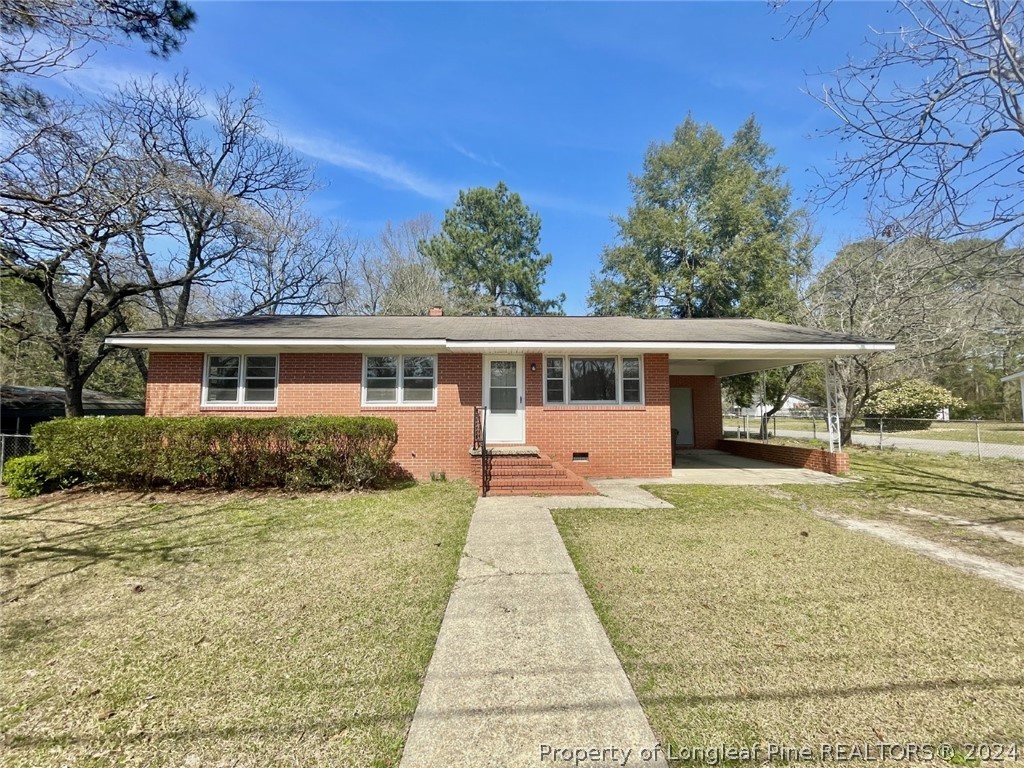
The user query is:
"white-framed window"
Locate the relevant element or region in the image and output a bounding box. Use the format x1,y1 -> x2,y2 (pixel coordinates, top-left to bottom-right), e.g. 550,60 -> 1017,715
543,355 -> 643,405
363,354 -> 437,406
202,354 -> 279,406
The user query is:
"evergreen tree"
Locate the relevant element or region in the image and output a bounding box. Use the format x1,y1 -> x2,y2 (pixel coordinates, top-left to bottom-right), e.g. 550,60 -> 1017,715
589,115 -> 812,320
420,182 -> 564,316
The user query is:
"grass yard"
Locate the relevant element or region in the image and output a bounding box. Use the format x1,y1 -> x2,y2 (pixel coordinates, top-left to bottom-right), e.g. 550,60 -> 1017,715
783,450 -> 1024,568
553,457 -> 1024,764
1,481 -> 478,767
877,422 -> 1024,447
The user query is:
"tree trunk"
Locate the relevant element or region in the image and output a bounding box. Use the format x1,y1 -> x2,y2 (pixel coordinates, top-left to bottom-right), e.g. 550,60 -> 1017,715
63,378 -> 86,418
839,418 -> 853,447
758,406 -> 781,440
62,351 -> 86,417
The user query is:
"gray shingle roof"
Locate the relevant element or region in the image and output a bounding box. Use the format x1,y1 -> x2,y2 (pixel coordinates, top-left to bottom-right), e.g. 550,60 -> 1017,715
109,315 -> 887,346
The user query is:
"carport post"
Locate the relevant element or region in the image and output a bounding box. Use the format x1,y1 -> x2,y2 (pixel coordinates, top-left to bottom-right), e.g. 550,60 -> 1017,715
824,360 -> 840,454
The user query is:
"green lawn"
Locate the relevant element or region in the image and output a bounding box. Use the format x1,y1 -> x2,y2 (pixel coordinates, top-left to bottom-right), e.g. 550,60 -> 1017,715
877,422 -> 1024,447
553,454 -> 1024,763
785,450 -> 1024,568
1,481 -> 478,767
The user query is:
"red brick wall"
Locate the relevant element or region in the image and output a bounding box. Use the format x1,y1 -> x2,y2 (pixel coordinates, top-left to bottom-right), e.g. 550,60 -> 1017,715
146,351 -> 724,481
522,353 -> 673,478
146,352 -> 205,414
668,375 -> 723,450
146,351 -> 480,481
718,438 -> 850,475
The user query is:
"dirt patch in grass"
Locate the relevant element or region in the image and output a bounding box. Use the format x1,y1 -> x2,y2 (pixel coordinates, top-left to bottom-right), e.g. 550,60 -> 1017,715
783,450 -> 1024,569
1,481 -> 478,767
553,485 -> 1024,762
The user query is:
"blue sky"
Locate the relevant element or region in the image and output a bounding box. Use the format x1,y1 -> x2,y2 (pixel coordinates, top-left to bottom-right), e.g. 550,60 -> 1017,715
63,1 -> 884,314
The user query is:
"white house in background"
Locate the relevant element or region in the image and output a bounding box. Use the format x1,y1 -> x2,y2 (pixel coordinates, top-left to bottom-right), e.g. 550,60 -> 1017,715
736,394 -> 819,417
1002,370 -> 1024,421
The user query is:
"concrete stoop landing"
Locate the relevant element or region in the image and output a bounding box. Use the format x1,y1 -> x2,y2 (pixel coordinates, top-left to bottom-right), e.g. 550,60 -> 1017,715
472,447 -> 598,496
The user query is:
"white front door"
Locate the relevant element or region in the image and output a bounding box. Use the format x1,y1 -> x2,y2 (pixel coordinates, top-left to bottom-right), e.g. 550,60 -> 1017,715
483,355 -> 525,444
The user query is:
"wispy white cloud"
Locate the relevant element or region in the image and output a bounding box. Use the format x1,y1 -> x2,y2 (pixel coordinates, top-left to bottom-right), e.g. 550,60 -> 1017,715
57,61 -> 152,96
281,131 -> 457,202
56,63 -> 458,203
448,138 -> 504,170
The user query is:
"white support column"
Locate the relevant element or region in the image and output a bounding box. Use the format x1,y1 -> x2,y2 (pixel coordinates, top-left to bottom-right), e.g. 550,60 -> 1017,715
824,360 -> 839,454
832,360 -> 843,451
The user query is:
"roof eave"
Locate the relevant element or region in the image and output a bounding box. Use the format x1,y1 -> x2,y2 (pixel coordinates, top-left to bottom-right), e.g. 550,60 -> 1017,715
106,335 -> 894,357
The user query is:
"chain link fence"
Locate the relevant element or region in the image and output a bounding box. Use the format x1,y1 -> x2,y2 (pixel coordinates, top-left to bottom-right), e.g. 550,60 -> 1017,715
723,415 -> 1024,461
0,433 -> 36,483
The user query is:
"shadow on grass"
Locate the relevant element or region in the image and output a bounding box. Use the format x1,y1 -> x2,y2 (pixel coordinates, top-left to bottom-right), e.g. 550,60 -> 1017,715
4,711 -> 410,752
643,675 -> 1024,708
850,455 -> 1024,505
0,493 -> 277,604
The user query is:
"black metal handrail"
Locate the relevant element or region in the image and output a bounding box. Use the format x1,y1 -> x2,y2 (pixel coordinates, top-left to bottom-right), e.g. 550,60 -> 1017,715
473,405 -> 490,496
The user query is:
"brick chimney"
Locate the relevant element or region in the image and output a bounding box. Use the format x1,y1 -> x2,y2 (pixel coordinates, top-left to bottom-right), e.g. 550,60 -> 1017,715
428,306 -> 444,317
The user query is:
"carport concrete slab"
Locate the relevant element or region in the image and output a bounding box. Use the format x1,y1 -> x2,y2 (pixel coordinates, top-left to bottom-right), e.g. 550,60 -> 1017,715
660,449 -> 849,485
400,498 -> 666,768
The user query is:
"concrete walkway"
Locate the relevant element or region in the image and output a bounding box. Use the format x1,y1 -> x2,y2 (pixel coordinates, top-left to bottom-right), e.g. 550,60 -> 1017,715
400,496 -> 667,768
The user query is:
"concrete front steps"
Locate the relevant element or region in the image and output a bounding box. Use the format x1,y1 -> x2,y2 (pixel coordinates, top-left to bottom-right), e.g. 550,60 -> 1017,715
470,447 -> 597,496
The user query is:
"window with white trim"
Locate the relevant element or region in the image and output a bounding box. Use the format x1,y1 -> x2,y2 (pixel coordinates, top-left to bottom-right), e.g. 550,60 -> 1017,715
544,355 -> 643,405
363,354 -> 436,405
545,357 -> 565,403
203,354 -> 278,406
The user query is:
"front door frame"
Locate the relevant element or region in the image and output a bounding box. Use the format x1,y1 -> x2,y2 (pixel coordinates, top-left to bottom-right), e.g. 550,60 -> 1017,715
482,354 -> 525,444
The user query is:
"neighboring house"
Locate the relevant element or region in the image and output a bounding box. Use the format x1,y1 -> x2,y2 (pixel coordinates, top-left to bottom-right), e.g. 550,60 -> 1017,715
1002,370 -> 1024,422
734,394 -> 818,418
0,385 -> 144,434
107,312 -> 893,491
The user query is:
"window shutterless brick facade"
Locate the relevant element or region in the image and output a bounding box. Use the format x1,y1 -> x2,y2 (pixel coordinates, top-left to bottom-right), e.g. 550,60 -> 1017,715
145,351 -> 724,481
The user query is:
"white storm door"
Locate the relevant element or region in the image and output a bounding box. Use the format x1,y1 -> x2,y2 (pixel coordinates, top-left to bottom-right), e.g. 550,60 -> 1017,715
483,356 -> 525,444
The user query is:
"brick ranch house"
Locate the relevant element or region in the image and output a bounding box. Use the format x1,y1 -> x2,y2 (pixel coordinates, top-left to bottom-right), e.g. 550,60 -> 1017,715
108,313 -> 893,494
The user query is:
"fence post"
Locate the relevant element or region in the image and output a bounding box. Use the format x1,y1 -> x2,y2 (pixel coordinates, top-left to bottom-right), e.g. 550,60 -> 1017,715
0,435 -> 5,484
812,419 -> 816,440
976,421 -> 982,461
879,417 -> 884,450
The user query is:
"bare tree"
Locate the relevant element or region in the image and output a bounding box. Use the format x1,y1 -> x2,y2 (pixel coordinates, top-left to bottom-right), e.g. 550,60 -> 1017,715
1,0 -> 194,126
220,200 -> 355,317
110,75 -> 320,328
803,237 -> 999,440
802,1 -> 1024,254
0,101 -> 192,415
0,75 -> 347,413
340,216 -> 453,315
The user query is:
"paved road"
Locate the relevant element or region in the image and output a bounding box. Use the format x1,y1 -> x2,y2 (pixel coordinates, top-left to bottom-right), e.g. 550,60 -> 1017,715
770,429 -> 1022,460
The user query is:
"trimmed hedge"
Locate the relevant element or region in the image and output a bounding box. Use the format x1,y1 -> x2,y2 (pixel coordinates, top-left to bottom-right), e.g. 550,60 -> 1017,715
34,416 -> 399,491
3,454 -> 51,498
